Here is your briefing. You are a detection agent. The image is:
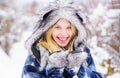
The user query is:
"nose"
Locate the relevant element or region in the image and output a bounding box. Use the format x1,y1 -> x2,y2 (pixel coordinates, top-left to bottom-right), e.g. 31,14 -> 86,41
60,29 -> 68,37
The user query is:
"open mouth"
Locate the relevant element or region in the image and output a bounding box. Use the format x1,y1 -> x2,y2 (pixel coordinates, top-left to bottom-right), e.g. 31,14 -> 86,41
57,37 -> 69,44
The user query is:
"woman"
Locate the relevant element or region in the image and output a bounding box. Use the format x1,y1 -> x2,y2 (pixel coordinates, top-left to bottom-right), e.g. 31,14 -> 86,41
22,6 -> 102,78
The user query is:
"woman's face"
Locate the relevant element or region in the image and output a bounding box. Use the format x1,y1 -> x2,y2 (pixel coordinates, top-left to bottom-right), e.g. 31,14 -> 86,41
52,18 -> 73,47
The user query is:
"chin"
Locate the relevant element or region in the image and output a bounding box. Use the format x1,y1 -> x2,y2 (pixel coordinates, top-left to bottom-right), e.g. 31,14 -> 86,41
59,44 -> 68,47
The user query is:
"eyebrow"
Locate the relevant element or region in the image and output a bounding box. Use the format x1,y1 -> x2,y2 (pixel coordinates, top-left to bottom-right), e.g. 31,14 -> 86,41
54,23 -> 62,26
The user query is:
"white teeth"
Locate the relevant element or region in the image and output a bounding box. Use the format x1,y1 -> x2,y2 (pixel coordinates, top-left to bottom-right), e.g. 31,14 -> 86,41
59,38 -> 67,41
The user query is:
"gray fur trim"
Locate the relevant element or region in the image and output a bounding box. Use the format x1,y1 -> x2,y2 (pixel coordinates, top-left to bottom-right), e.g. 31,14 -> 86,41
38,45 -> 49,71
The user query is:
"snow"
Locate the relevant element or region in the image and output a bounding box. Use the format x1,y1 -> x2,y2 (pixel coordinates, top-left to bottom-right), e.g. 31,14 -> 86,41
91,46 -> 111,74
0,9 -> 7,17
0,31 -> 31,78
107,73 -> 120,78
0,47 -> 19,78
9,31 -> 30,67
93,4 -> 106,17
107,9 -> 120,18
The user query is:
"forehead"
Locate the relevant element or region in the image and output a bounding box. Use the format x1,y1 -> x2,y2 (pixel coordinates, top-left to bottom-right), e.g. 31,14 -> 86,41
55,18 -> 71,26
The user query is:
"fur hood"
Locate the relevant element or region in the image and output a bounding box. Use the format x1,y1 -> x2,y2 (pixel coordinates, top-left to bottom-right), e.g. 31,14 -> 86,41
25,6 -> 87,57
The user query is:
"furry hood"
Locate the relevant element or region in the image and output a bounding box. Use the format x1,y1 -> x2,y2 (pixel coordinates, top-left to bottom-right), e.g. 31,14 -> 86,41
25,6 -> 87,55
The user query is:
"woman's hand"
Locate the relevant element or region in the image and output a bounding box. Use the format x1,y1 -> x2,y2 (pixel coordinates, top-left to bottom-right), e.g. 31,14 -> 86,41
45,50 -> 69,78
47,50 -> 69,69
67,51 -> 88,73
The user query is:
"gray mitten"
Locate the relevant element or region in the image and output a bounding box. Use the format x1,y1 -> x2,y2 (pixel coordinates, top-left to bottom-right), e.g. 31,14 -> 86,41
67,51 -> 88,73
47,50 -> 69,69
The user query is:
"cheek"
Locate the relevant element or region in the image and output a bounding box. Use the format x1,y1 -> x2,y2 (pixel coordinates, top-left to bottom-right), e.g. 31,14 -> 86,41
52,31 -> 59,39
68,31 -> 73,37
52,33 -> 56,38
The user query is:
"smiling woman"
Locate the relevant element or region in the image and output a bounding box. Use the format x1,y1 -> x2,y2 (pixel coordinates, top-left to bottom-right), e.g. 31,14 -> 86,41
52,19 -> 73,48
22,6 -> 103,78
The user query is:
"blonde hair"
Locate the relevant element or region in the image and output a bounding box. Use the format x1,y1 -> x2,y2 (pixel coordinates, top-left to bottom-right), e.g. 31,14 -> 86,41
39,24 -> 77,53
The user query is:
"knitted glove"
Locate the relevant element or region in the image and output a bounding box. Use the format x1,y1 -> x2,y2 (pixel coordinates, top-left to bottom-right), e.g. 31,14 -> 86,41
67,50 -> 88,73
47,50 -> 69,70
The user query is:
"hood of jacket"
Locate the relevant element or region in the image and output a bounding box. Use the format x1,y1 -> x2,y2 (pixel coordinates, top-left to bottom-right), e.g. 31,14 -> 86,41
25,6 -> 87,57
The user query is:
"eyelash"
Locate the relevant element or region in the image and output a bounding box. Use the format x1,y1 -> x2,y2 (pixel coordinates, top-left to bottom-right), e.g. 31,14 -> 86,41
54,26 -> 71,29
67,27 -> 71,29
55,26 -> 60,29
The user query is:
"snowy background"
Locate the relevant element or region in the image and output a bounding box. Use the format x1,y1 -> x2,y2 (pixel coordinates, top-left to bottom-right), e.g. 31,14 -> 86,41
0,0 -> 120,78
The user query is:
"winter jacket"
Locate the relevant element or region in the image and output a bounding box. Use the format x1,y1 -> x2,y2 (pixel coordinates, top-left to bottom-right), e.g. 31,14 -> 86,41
22,47 -> 102,78
22,6 -> 102,78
